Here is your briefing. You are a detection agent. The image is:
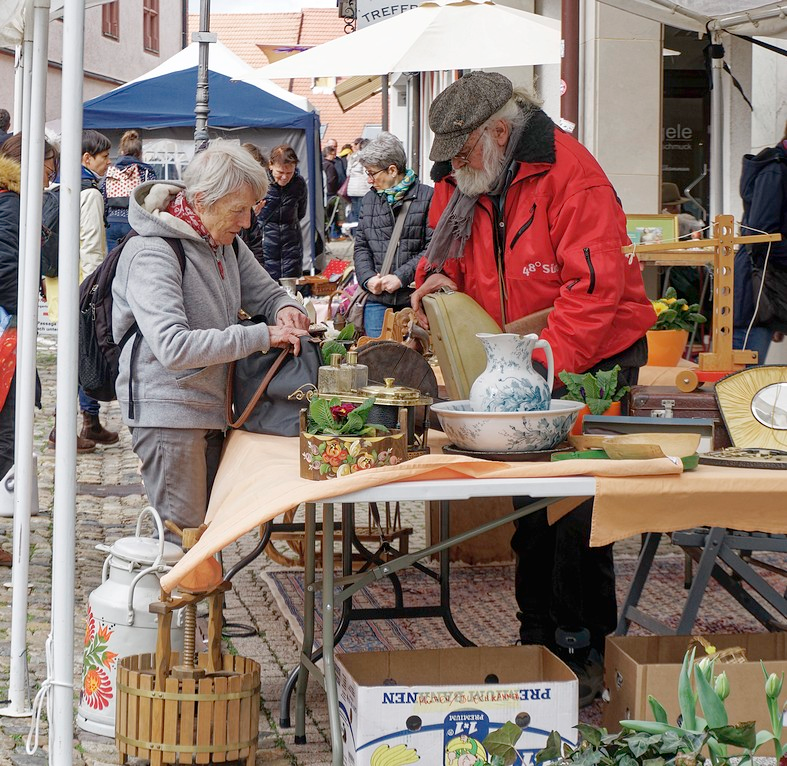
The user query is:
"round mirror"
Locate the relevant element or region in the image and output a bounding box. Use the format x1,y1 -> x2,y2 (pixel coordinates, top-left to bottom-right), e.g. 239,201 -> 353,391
751,383 -> 787,430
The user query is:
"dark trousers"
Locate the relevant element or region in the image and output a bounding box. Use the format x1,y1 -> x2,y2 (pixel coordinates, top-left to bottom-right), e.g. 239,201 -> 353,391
0,372 -> 15,479
511,337 -> 646,655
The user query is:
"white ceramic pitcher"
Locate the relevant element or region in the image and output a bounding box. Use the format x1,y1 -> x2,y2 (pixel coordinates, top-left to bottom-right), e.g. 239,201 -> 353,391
469,333 -> 554,412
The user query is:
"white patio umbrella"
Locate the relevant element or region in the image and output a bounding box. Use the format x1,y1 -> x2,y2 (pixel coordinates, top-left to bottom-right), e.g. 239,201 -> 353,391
240,0 -> 561,81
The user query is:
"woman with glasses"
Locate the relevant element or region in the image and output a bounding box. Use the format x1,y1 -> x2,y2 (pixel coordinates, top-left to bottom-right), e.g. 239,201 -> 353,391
352,132 -> 433,338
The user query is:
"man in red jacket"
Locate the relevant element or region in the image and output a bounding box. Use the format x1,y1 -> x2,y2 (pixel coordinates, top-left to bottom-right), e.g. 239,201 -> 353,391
412,72 -> 655,707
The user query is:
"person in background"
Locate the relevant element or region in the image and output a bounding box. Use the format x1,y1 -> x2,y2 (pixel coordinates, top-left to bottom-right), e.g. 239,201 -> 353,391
0,134 -> 57,566
103,129 -> 157,251
112,140 -> 309,533
0,110 -> 12,148
48,129 -> 118,451
660,182 -> 703,239
353,132 -> 433,338
238,142 -> 266,265
345,137 -> 370,223
258,144 -> 308,282
324,137 -> 347,186
733,120 -> 787,364
411,72 -> 654,707
323,145 -> 343,241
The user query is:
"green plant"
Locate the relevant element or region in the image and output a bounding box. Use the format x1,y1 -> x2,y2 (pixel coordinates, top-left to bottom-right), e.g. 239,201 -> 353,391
483,721 -> 526,765
535,647 -> 787,766
651,286 -> 706,331
558,365 -> 629,415
321,323 -> 356,365
305,396 -> 388,437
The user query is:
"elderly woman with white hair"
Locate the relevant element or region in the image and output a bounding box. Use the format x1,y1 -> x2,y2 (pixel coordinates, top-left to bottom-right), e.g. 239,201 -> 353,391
112,140 -> 310,532
353,131 -> 433,337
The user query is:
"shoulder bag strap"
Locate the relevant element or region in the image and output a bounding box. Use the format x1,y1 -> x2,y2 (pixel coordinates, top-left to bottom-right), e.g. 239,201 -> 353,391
380,198 -> 412,277
226,347 -> 290,429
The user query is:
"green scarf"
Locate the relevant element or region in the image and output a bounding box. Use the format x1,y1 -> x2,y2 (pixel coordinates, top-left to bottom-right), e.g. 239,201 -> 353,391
377,168 -> 417,205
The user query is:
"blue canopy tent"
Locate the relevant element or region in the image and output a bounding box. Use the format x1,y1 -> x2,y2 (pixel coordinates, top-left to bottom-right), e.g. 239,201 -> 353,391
82,41 -> 323,270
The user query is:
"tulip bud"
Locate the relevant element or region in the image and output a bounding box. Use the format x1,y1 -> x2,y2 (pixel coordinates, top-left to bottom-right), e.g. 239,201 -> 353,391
714,672 -> 730,701
766,672 -> 783,700
697,657 -> 713,681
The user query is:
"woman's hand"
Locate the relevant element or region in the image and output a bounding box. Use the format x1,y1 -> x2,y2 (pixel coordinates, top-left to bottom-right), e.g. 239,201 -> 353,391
268,324 -> 310,355
276,306 -> 310,330
380,274 -> 402,293
365,275 -> 383,295
410,272 -> 458,328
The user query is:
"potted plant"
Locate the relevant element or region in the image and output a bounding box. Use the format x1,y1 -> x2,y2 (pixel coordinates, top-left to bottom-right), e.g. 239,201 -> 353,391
647,286 -> 707,367
535,646 -> 784,766
558,365 -> 630,435
300,396 -> 408,480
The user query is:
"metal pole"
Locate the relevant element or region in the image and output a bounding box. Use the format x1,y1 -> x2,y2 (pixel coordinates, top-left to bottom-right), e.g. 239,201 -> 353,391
709,32 -> 724,221
408,73 -> 420,172
48,0 -> 84,759
12,46 -> 23,134
1,0 -> 47,720
560,0 -> 579,129
381,74 -> 389,132
193,0 -> 215,149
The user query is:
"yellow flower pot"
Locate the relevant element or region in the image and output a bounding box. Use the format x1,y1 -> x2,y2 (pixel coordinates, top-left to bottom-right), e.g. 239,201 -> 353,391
646,329 -> 689,367
299,430 -> 408,480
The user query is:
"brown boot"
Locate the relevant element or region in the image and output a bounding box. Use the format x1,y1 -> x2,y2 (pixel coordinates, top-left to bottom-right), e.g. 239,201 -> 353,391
48,418 -> 97,453
80,412 -> 119,445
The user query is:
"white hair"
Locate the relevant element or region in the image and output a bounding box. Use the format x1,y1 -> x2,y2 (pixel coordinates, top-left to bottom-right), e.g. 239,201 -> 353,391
452,131 -> 506,196
183,139 -> 268,209
357,131 -> 407,174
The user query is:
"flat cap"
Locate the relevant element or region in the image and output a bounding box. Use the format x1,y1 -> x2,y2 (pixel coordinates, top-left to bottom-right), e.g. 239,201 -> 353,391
429,71 -> 514,162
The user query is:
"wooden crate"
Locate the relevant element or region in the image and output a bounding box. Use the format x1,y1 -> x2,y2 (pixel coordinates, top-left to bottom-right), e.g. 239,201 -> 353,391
116,651 -> 260,765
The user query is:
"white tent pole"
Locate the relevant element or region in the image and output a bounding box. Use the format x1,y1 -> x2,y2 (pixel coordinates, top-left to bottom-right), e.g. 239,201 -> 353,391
1,0 -> 48,720
709,31 -> 724,220
48,0 -> 83,758
13,45 -> 24,134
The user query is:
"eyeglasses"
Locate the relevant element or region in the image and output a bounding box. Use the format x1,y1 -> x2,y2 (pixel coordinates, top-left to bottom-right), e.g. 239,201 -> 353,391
365,167 -> 387,180
453,128 -> 486,166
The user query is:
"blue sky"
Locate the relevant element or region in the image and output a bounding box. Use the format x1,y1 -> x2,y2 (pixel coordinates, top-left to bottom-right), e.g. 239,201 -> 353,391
188,0 -> 336,11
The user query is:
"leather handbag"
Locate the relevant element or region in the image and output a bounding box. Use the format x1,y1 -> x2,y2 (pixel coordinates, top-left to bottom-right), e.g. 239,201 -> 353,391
226,335 -> 322,437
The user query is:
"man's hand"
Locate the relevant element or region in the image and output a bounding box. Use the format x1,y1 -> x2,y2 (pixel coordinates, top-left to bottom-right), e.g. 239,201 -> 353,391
365,275 -> 383,295
380,274 -> 402,293
276,305 -> 310,331
268,325 -> 310,355
410,272 -> 458,328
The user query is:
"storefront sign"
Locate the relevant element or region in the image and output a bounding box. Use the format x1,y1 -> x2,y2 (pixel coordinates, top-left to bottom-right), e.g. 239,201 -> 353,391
356,0 -> 418,29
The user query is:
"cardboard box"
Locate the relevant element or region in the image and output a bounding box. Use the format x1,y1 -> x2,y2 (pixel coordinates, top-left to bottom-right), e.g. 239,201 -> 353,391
336,646 -> 578,766
604,633 -> 787,753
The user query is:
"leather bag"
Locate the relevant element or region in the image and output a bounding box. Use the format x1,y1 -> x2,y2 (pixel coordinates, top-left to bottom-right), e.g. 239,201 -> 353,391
226,333 -> 322,437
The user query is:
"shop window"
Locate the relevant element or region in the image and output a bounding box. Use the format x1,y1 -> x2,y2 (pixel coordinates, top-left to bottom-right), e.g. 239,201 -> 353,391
143,0 -> 159,54
102,1 -> 119,41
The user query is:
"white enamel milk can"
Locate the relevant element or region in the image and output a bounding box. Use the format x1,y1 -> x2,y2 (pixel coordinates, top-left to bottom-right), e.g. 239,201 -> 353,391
76,507 -> 186,737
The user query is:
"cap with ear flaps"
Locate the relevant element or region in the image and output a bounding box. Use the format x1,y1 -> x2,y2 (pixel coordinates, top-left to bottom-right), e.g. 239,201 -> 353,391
428,71 -> 514,162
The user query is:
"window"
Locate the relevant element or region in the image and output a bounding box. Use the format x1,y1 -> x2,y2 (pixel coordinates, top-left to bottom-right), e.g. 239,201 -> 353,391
102,1 -> 119,40
312,76 -> 337,95
143,0 -> 159,54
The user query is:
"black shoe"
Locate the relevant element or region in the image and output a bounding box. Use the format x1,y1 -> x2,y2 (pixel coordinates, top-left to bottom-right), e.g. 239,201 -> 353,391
566,648 -> 604,708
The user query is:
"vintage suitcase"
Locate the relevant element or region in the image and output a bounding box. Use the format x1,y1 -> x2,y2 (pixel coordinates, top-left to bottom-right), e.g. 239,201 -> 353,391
627,385 -> 732,449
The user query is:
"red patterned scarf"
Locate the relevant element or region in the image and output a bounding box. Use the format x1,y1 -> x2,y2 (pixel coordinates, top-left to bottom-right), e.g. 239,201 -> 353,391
166,191 -> 218,250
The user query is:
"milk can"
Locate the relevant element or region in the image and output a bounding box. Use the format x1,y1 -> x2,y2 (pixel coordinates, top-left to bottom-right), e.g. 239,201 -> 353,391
77,507 -> 186,737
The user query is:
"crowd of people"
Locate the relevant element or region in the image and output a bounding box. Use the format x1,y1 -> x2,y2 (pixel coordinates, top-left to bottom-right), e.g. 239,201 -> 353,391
0,75 -> 784,708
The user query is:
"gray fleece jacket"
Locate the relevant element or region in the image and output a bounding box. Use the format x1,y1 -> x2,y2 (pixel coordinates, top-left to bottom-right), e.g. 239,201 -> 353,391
112,180 -> 304,429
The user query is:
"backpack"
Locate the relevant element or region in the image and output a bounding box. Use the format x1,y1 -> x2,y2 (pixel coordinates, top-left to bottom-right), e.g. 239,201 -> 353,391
78,232 -> 186,405
40,187 -> 60,278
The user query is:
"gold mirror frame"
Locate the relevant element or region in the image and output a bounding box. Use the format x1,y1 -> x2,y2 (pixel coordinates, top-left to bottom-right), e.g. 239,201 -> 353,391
715,366 -> 787,449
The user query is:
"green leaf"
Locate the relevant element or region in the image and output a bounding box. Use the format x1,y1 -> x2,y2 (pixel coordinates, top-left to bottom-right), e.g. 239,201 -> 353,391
648,695 -> 669,724
678,648 -> 697,731
336,323 -> 355,341
576,724 -> 604,748
710,722 -> 756,749
535,730 -> 563,763
319,462 -> 331,475
321,340 -> 346,365
482,721 -> 523,766
694,663 -> 727,729
307,396 -> 338,433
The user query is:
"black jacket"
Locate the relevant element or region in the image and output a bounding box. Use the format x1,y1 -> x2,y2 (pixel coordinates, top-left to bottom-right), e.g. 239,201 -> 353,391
0,156 -> 21,314
353,181 -> 433,308
734,141 -> 787,329
259,170 -> 308,281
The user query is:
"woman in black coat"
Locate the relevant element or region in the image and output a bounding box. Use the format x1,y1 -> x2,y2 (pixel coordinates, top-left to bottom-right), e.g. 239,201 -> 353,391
352,131 -> 433,337
258,144 -> 308,281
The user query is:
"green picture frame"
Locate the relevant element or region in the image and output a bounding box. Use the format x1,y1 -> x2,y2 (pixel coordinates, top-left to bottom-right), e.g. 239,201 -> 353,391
626,214 -> 679,246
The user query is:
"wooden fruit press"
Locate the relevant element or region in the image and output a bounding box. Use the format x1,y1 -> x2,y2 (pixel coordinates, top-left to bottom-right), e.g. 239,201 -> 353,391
623,214 -> 781,391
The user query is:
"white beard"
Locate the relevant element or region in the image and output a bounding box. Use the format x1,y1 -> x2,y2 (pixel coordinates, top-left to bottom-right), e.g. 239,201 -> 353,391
452,132 -> 506,196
